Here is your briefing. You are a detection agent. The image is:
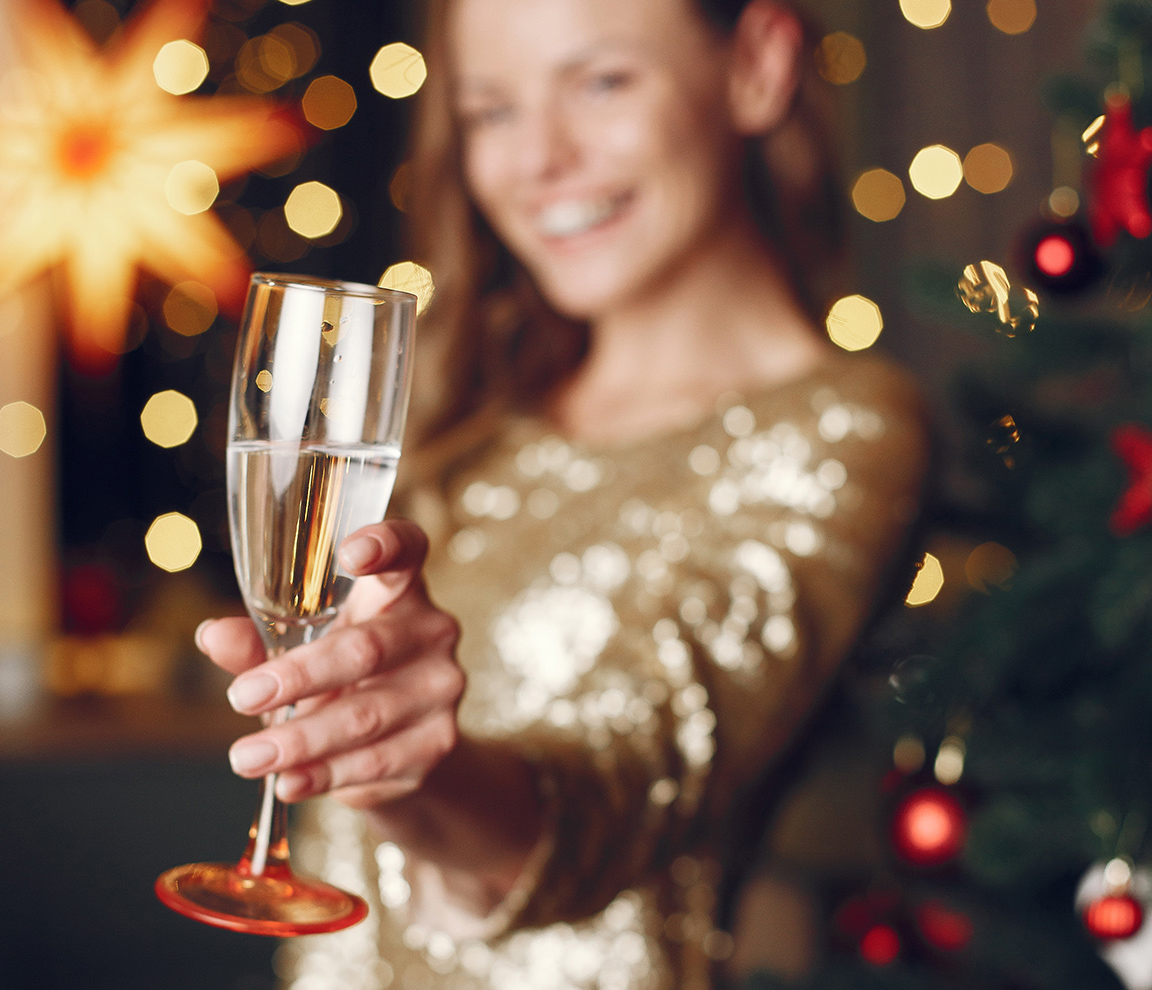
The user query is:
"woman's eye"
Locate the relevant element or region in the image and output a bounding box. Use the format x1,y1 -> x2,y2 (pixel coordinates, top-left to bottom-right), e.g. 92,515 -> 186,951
461,104 -> 515,129
587,71 -> 631,94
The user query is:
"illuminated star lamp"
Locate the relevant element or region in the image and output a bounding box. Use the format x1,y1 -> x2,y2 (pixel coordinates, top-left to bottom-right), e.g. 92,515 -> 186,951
0,0 -> 302,372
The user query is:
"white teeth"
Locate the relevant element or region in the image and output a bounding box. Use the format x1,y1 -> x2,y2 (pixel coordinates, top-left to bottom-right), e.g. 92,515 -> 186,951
537,196 -> 625,237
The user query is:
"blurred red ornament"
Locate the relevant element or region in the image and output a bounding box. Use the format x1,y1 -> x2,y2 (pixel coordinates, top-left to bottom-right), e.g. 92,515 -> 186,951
1086,91 -> 1152,247
1084,893 -> 1144,940
891,786 -> 967,866
915,899 -> 974,951
1019,218 -> 1101,295
62,563 -> 122,634
1110,423 -> 1152,535
859,924 -> 901,965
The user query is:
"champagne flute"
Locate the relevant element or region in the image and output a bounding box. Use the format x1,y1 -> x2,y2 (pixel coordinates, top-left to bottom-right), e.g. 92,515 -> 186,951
156,273 -> 417,935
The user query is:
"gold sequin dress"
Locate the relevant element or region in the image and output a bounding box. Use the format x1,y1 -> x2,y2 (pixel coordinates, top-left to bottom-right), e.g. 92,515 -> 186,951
281,352 -> 929,990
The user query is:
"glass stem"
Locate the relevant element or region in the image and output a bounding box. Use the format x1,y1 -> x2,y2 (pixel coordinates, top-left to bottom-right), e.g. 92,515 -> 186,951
242,703 -> 295,878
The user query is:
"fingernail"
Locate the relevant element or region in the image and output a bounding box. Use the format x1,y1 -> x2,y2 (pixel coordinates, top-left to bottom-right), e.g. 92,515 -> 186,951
277,772 -> 310,801
194,619 -> 213,654
227,672 -> 279,712
229,739 -> 280,775
341,534 -> 381,571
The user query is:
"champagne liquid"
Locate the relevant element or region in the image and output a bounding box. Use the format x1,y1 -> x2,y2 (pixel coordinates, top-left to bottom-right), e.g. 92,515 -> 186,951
228,441 -> 400,638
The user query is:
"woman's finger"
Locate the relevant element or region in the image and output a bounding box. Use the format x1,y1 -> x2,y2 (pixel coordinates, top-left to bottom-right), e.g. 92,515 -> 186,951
196,617 -> 265,675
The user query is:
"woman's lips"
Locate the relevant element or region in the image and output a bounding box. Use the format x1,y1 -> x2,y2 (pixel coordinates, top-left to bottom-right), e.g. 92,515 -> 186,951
534,191 -> 633,240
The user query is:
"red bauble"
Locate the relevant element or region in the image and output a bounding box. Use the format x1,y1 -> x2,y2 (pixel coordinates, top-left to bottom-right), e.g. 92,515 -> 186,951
859,924 -> 901,966
891,787 -> 967,866
1087,91 -> 1152,246
1084,893 -> 1144,940
1110,423 -> 1152,535
915,899 -> 974,951
1019,218 -> 1101,296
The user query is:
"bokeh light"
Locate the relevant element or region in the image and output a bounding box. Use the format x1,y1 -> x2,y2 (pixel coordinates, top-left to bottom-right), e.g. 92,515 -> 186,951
826,294 -> 883,351
900,0 -> 951,29
963,143 -> 1013,194
380,261 -> 435,315
0,401 -> 47,458
987,0 -> 1036,34
271,22 -> 320,77
303,75 -> 357,130
390,161 -> 413,212
278,0 -> 312,5
934,736 -> 966,785
815,32 -> 866,85
153,40 -> 209,95
236,33 -> 299,93
965,541 -> 1018,592
852,168 -> 906,222
165,160 -> 219,215
905,552 -> 944,606
1048,186 -> 1080,218
957,261 -> 1039,336
370,42 -> 427,98
140,390 -> 198,448
894,735 -> 926,774
164,281 -> 218,336
284,181 -> 343,238
909,145 -> 964,199
145,512 -> 202,572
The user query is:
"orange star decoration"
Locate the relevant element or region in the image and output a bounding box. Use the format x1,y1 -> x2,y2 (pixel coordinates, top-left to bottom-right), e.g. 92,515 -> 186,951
0,0 -> 302,372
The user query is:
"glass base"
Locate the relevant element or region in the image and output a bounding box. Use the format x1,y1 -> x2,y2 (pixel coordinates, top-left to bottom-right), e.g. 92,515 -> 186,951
156,861 -> 369,936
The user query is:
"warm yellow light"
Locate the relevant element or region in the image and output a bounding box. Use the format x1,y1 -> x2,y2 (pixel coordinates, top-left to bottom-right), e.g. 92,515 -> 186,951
303,75 -> 358,130
278,0 -> 312,5
140,390 -> 198,448
0,401 -> 47,458
905,552 -> 944,606
963,143 -> 1014,194
909,145 -> 964,199
379,261 -> 435,315
852,168 -> 906,222
256,370 -> 274,392
987,0 -> 1036,34
153,39 -> 209,95
370,42 -> 427,99
163,281 -> 218,336
1048,186 -> 1080,218
965,541 -> 1018,593
826,294 -> 882,351
284,181 -> 342,238
270,22 -> 320,78
900,0 -> 951,28
894,735 -> 926,774
165,160 -> 219,215
815,32 -> 866,85
145,512 -> 202,572
934,736 -> 966,785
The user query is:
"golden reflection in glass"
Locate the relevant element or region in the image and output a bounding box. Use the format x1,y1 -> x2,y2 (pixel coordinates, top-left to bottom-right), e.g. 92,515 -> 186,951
370,42 -> 428,99
145,512 -> 202,572
825,294 -> 883,351
303,75 -> 357,130
74,0 -> 121,45
379,261 -> 435,315
815,32 -> 866,85
957,261 -> 1039,336
256,370 -> 274,392
905,552 -> 944,606
164,281 -> 218,336
987,0 -> 1036,34
0,401 -> 47,459
934,736 -> 966,785
894,734 -> 926,774
1083,115 -> 1105,157
909,145 -> 964,199
390,161 -> 413,212
141,390 -> 198,448
900,0 -> 951,29
153,40 -> 209,95
965,541 -> 1018,592
271,22 -> 320,77
284,181 -> 343,238
963,143 -> 1013,194
852,168 -> 906,222
165,160 -> 219,216
1048,186 -> 1080,218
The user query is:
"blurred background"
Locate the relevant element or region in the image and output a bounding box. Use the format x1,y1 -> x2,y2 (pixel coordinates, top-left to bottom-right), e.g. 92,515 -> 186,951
0,0 -> 1133,987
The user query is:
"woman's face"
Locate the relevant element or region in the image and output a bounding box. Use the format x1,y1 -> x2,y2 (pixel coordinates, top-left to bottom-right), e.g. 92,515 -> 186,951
449,0 -> 746,320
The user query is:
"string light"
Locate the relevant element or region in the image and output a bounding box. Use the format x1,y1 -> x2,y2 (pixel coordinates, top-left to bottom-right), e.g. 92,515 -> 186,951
909,145 -> 964,199
303,75 -> 357,130
987,0 -> 1037,35
165,160 -> 220,215
284,181 -> 343,238
145,512 -> 202,572
153,40 -> 209,95
963,143 -> 1014,194
825,294 -> 883,351
140,390 -> 198,448
370,42 -> 427,99
852,168 -> 906,222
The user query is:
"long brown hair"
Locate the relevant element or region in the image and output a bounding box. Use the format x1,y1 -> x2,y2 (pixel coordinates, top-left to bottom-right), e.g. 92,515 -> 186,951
400,0 -> 846,488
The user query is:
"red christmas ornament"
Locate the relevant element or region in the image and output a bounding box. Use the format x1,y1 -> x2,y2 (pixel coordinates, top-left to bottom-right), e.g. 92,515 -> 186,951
915,899 -> 974,951
891,787 -> 967,866
1084,893 -> 1144,940
859,924 -> 901,965
1110,423 -> 1152,535
1086,91 -> 1152,246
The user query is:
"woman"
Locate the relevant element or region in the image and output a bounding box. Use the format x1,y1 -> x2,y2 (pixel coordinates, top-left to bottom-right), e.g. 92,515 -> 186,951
198,0 -> 930,986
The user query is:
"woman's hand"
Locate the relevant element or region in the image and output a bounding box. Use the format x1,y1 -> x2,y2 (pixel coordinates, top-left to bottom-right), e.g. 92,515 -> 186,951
197,520 -> 465,810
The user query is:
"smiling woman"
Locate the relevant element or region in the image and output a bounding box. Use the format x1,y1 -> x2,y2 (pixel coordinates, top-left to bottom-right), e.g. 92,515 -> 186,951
194,1 -> 931,988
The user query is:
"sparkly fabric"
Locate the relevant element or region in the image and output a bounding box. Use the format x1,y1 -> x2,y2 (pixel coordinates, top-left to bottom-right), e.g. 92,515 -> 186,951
281,352 -> 929,990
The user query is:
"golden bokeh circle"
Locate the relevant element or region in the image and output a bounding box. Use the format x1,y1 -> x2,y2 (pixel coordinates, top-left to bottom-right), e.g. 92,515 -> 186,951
153,40 -> 209,95
303,75 -> 357,130
164,281 -> 218,336
0,401 -> 47,458
140,390 -> 198,448
963,143 -> 1014,194
965,541 -> 1018,593
909,145 -> 964,199
987,0 -> 1036,34
165,160 -> 219,215
284,181 -> 343,238
370,42 -> 427,99
900,0 -> 952,28
145,512 -> 202,573
379,261 -> 435,315
826,294 -> 883,351
815,32 -> 867,86
852,168 -> 906,222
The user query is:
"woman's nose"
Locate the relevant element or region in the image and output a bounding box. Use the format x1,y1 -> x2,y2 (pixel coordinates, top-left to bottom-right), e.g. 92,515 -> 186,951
516,104 -> 579,181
